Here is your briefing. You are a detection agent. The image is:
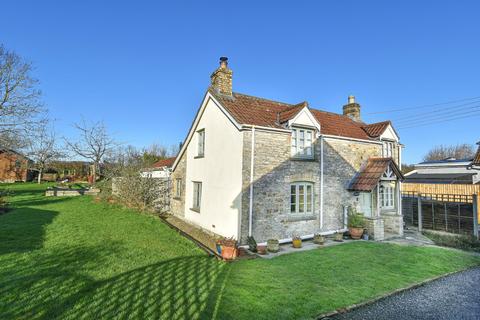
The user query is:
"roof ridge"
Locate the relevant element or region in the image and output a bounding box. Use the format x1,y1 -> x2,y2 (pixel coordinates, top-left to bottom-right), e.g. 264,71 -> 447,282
363,120 -> 391,127
233,91 -> 297,107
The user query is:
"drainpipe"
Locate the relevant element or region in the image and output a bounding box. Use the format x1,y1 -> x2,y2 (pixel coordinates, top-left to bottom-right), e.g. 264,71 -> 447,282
320,135 -> 324,229
248,126 -> 256,237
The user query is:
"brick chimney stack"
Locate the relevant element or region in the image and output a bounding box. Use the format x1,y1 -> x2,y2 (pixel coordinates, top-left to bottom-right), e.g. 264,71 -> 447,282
211,57 -> 233,96
343,95 -> 361,122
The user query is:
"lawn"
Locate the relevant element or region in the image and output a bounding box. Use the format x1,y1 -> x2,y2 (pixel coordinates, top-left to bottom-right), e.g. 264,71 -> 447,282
1,183 -> 479,320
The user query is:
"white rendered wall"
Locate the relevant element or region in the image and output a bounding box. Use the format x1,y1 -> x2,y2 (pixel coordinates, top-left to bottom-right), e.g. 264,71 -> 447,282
184,98 -> 243,239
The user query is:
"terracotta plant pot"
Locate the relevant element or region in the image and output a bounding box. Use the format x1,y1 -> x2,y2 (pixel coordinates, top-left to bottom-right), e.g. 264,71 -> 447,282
257,245 -> 267,255
221,246 -> 237,260
292,238 -> 302,248
267,239 -> 279,253
349,227 -> 364,240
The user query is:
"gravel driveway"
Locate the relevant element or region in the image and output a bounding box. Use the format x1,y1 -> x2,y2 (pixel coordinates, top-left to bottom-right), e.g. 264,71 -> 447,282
328,267 -> 480,320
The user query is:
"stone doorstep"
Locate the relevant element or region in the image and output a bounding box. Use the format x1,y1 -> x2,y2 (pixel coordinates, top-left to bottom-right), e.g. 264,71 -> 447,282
253,238 -> 361,259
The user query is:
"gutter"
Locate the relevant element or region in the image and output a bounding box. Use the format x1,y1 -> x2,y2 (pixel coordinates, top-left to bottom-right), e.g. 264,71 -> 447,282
248,126 -> 256,236
320,134 -> 324,229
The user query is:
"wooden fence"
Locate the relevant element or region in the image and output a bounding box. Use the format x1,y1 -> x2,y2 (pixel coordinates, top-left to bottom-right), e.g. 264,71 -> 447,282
402,183 -> 480,221
402,192 -> 479,237
402,183 -> 480,196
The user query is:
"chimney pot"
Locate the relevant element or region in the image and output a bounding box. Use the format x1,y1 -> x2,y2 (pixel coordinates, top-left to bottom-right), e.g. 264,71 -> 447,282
211,57 -> 233,96
343,95 -> 361,122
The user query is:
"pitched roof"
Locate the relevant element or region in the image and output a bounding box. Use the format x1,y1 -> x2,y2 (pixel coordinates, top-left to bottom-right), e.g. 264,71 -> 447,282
362,121 -> 391,138
405,172 -> 475,184
473,144 -> 480,166
211,89 -> 382,140
348,158 -> 404,191
152,157 -> 176,168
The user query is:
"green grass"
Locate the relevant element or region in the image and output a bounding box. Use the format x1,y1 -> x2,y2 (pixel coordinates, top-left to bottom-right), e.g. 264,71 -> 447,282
1,183 -> 479,320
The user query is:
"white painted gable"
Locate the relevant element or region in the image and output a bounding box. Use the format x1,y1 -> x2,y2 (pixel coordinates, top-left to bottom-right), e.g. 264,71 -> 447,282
380,124 -> 399,142
288,107 -> 321,131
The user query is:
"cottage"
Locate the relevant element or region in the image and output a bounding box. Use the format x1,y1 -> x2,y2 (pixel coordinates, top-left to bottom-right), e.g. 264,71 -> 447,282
141,157 -> 175,179
0,148 -> 34,182
169,58 -> 404,243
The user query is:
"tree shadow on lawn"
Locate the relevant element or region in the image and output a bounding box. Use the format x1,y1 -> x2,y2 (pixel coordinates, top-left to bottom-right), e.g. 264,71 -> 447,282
40,255 -> 226,320
0,207 -> 58,255
0,243 -> 123,319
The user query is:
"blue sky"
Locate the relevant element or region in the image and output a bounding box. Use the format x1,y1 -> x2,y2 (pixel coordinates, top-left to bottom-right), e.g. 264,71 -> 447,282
2,1 -> 479,164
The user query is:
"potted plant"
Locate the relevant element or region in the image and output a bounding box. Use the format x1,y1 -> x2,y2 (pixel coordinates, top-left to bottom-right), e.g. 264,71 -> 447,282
267,239 -> 279,253
247,236 -> 257,253
347,209 -> 366,240
313,233 -> 325,245
292,235 -> 302,248
257,244 -> 267,255
219,237 -> 237,260
334,232 -> 344,242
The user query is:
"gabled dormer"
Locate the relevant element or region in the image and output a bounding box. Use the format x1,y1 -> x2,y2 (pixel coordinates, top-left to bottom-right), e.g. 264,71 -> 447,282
284,103 -> 321,160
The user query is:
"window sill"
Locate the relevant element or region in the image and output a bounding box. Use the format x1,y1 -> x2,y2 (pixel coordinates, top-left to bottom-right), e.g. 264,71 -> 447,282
194,155 -> 204,159
290,157 -> 316,162
282,214 -> 316,222
190,207 -> 200,213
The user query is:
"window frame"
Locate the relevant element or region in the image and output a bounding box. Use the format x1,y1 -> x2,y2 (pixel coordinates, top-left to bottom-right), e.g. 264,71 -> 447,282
383,140 -> 394,158
290,182 -> 314,214
175,178 -> 182,198
192,181 -> 202,212
379,183 -> 395,209
196,129 -> 205,158
291,127 -> 314,159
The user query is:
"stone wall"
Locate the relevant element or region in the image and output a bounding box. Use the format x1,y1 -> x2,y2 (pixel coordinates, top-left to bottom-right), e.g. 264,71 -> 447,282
382,214 -> 404,236
322,138 -> 382,230
240,131 -> 382,243
170,151 -> 187,218
364,217 -> 385,240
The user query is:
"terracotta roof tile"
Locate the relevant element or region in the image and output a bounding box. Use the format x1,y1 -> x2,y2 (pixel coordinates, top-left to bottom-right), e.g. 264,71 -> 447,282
348,158 -> 404,191
211,89 -> 378,140
152,157 -> 176,168
362,121 -> 391,138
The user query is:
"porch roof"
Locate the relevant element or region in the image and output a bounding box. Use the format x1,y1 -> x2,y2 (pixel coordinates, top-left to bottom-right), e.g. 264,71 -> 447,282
348,157 -> 404,192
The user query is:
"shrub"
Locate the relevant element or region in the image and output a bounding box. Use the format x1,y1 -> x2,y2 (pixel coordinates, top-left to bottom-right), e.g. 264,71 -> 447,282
423,230 -> 480,253
247,236 -> 257,252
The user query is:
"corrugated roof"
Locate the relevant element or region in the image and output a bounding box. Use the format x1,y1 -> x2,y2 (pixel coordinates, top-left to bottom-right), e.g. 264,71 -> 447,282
211,89 -> 380,140
405,172 -> 475,184
348,158 -> 404,191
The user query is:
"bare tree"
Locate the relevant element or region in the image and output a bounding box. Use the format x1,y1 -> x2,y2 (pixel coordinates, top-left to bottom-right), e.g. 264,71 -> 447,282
423,144 -> 475,161
0,44 -> 46,149
65,119 -> 117,184
28,127 -> 63,183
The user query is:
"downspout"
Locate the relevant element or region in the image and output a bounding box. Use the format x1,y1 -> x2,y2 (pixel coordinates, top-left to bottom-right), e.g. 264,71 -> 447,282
248,126 -> 256,237
320,135 -> 324,229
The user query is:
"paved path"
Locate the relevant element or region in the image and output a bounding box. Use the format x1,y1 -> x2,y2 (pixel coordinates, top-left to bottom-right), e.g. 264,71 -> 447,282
328,267 -> 480,320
